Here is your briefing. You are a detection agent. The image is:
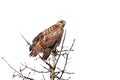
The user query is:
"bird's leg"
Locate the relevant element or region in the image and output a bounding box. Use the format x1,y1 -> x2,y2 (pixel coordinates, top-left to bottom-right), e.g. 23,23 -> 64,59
52,48 -> 57,56
52,41 -> 59,56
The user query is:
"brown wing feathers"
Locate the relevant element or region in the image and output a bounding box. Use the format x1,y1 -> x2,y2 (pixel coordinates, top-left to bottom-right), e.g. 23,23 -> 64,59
29,20 -> 65,60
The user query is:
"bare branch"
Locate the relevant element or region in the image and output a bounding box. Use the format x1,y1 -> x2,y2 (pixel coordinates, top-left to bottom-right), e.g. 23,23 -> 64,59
21,63 -> 49,73
20,34 -> 31,46
67,39 -> 76,55
38,55 -> 53,68
59,54 -> 68,78
2,57 -> 21,74
55,76 -> 71,80
41,64 -> 49,71
42,74 -> 46,80
54,30 -> 66,70
59,39 -> 76,79
2,57 -> 34,80
63,72 -> 74,74
56,67 -> 74,75
3,31 -> 75,80
57,49 -> 74,52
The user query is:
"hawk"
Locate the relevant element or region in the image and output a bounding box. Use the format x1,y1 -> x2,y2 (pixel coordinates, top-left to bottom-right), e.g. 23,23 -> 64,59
29,20 -> 66,60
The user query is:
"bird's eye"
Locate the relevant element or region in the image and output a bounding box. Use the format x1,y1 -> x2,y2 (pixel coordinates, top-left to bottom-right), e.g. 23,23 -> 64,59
60,21 -> 63,23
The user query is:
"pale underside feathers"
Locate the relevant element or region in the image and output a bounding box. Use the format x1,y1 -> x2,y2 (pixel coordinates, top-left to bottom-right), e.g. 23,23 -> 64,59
29,20 -> 66,60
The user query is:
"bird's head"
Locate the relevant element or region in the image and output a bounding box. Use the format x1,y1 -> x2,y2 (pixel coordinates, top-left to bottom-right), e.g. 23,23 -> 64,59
56,20 -> 66,28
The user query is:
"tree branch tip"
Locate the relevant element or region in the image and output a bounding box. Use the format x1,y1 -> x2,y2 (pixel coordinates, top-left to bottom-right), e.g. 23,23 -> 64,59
1,57 -> 5,61
1,57 -> 3,59
20,34 -> 31,46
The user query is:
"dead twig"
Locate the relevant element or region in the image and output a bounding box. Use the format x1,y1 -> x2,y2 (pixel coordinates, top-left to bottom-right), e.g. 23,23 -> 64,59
39,55 -> 53,68
59,39 -> 75,79
3,31 -> 75,80
42,74 -> 46,80
57,49 -> 74,53
2,57 -> 34,80
54,30 -> 66,70
21,34 -> 31,46
21,63 -> 49,73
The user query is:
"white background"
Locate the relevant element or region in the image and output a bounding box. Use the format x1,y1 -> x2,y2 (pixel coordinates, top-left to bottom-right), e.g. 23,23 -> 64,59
0,0 -> 120,80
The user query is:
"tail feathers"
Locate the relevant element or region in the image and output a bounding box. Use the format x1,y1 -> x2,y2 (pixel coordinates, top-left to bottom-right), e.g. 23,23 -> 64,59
29,51 -> 38,57
29,47 -> 40,57
29,46 -> 32,51
29,43 -> 42,57
29,45 -> 52,60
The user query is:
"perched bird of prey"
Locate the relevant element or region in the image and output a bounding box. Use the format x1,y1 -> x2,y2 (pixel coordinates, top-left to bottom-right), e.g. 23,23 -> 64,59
29,20 -> 66,60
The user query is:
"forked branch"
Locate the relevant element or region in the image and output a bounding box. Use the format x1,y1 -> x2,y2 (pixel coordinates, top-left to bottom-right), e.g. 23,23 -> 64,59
2,57 -> 34,80
2,31 -> 75,80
